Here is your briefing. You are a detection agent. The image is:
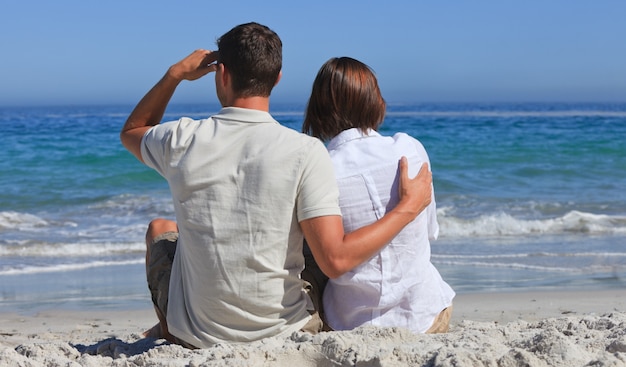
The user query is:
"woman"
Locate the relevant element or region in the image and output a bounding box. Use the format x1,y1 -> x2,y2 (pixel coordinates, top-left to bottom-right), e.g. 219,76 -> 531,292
302,57 -> 455,334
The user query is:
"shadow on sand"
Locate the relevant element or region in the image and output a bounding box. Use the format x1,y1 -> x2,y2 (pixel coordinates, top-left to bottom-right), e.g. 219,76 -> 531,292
74,337 -> 169,358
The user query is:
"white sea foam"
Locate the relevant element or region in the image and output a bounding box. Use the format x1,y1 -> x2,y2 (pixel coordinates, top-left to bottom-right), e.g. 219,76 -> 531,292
0,259 -> 144,276
0,241 -> 145,257
432,258 -> 625,274
0,211 -> 49,230
435,252 -> 626,260
438,209 -> 626,237
434,259 -> 576,272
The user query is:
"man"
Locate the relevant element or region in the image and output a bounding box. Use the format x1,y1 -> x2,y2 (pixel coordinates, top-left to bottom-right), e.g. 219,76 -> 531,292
120,22 -> 432,348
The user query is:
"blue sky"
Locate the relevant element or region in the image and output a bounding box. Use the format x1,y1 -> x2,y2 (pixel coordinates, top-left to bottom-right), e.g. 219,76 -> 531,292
1,1 -> 625,106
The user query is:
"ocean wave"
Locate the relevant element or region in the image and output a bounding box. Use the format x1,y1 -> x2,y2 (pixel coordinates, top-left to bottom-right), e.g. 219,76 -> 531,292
434,259 -> 574,272
0,259 -> 144,276
88,193 -> 174,217
434,252 -> 626,260
432,259 -> 625,274
438,209 -> 626,237
0,241 -> 145,257
0,211 -> 50,230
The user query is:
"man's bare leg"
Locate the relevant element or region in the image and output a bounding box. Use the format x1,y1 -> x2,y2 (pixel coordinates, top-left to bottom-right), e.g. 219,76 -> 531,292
143,218 -> 178,343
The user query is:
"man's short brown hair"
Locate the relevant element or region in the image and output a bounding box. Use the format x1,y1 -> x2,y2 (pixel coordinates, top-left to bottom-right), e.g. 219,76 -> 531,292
217,22 -> 282,98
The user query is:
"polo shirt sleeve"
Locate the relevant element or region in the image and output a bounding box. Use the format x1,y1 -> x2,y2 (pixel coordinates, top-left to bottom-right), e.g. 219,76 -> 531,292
140,117 -> 201,177
140,122 -> 175,177
296,139 -> 342,221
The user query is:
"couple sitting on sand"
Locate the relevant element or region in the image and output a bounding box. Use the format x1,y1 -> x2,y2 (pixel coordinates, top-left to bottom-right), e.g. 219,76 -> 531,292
120,22 -> 455,349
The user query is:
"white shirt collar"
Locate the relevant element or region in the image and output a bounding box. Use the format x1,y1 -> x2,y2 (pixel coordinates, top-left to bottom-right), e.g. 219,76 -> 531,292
327,128 -> 381,150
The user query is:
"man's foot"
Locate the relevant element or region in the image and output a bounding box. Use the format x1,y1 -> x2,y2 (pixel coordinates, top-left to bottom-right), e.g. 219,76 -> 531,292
143,323 -> 163,338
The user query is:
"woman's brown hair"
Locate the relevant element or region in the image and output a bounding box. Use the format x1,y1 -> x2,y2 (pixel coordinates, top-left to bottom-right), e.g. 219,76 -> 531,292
303,57 -> 386,141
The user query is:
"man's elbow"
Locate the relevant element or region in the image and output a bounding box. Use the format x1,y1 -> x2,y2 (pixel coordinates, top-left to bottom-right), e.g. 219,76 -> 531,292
119,131 -> 145,164
119,131 -> 127,147
119,131 -> 133,152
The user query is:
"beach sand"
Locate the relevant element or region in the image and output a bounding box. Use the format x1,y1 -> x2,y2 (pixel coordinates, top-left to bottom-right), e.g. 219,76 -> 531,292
1,289 -> 626,366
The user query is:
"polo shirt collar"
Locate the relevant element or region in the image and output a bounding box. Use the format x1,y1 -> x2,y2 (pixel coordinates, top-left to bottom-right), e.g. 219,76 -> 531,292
214,107 -> 279,124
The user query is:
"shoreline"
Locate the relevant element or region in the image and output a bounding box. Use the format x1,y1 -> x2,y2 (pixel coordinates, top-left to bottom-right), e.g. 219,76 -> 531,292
453,288 -> 626,323
2,288 -> 626,366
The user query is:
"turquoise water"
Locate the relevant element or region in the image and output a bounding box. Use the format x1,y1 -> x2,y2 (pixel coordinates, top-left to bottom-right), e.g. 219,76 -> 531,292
1,102 -> 625,312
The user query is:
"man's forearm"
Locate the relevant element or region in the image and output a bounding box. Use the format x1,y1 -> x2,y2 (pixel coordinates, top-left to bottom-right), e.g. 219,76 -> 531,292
340,161 -> 432,269
302,208 -> 417,279
120,50 -> 217,162
123,71 -> 180,132
302,160 -> 432,278
120,71 -> 181,162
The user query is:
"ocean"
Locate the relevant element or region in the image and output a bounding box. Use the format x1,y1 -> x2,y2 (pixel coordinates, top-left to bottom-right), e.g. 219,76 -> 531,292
1,102 -> 625,314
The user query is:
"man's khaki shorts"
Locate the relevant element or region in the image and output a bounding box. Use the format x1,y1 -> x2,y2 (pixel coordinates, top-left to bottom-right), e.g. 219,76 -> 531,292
146,232 -> 178,319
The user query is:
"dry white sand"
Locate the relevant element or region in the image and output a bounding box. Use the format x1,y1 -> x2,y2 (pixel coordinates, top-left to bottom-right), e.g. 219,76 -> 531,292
1,289 -> 626,366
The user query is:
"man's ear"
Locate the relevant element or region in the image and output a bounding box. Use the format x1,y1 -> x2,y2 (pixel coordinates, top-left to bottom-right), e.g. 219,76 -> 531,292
218,63 -> 229,87
274,71 -> 282,86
